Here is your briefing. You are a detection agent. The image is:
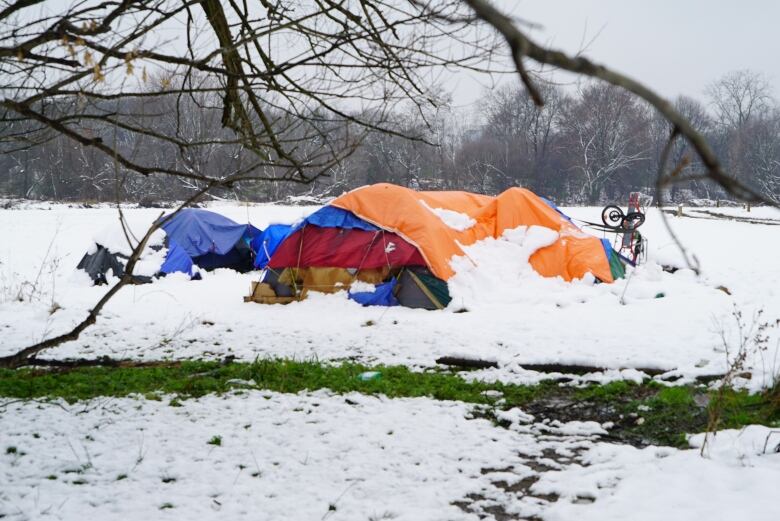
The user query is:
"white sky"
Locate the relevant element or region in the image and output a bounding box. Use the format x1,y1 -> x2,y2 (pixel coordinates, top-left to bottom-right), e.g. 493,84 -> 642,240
448,0 -> 780,107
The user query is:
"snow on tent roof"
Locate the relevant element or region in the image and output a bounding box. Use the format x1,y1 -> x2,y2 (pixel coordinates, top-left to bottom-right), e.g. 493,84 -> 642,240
159,208 -> 256,257
330,183 -> 614,283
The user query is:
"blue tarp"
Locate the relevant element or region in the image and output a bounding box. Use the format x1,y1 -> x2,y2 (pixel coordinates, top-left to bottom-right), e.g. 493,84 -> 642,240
155,209 -> 261,276
601,238 -> 635,267
252,206 -> 377,268
348,278 -> 399,307
159,239 -> 194,276
303,206 -> 378,231
160,208 -> 253,257
251,223 -> 295,269
540,197 -> 574,223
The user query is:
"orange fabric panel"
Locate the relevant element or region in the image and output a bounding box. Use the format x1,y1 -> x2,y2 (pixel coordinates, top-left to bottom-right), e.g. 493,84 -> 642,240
330,183 -> 613,283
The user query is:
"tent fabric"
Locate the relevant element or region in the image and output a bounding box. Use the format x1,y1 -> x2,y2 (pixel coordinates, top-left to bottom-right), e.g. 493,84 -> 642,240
348,279 -> 399,307
413,269 -> 452,308
251,208 -> 375,269
330,183 -> 613,283
76,245 -> 128,284
193,239 -> 254,272
252,224 -> 295,268
158,239 -> 194,276
277,266 -> 390,294
303,206 -> 379,231
541,196 -> 573,223
160,208 -> 257,257
600,239 -> 626,280
267,226 -> 426,270
395,268 -> 449,310
76,245 -> 154,285
80,209 -> 261,284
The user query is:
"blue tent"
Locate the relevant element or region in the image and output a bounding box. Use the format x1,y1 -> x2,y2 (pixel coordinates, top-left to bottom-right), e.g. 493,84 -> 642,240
78,208 -> 262,284
158,209 -> 261,276
252,224 -> 295,269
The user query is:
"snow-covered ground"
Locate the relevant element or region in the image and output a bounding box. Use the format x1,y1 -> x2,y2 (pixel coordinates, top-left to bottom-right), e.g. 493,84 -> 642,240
1,202 -> 778,387
1,201 -> 779,520
1,390 -> 778,520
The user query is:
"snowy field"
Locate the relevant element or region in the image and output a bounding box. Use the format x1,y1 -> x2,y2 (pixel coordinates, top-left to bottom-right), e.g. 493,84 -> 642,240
2,391 -> 778,520
1,201 -> 779,520
0,201 -> 778,387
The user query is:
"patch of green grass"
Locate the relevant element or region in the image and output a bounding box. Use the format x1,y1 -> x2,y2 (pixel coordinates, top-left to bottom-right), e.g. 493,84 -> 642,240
0,359 -> 543,408
631,386 -> 705,447
627,385 -> 780,448
708,386 -> 779,430
574,380 -> 634,401
0,359 -> 777,449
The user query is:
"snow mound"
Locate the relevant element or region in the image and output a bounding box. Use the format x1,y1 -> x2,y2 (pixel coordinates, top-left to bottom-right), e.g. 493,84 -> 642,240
419,199 -> 476,231
448,225 -> 563,308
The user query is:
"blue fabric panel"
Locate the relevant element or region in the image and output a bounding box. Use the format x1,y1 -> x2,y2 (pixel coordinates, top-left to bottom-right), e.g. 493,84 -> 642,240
251,223 -> 295,268
348,278 -> 399,307
600,238 -> 613,261
160,208 -> 248,257
600,238 -> 635,267
303,206 -> 379,231
540,197 -> 573,223
244,224 -> 263,242
159,239 -> 194,276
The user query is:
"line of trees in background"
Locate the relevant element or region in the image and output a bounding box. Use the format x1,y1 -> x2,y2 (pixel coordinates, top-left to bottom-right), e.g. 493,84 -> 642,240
2,69 -> 778,205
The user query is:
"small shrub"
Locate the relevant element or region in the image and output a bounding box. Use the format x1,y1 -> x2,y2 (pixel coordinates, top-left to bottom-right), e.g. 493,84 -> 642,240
207,435 -> 222,446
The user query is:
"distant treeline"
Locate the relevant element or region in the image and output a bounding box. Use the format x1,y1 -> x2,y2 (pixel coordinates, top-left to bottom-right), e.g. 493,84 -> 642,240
2,70 -> 778,205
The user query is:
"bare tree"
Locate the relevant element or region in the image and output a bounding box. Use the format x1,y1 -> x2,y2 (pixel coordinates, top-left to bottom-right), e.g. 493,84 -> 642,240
743,109 -> 780,203
559,83 -> 648,204
647,96 -> 713,202
482,82 -> 564,193
706,70 -> 774,192
706,70 -> 772,130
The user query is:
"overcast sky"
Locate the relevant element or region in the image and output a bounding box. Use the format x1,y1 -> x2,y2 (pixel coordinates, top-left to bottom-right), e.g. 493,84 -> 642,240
449,0 -> 780,108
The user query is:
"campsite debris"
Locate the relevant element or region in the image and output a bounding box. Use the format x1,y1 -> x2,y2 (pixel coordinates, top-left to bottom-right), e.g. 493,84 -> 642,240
357,371 -> 381,382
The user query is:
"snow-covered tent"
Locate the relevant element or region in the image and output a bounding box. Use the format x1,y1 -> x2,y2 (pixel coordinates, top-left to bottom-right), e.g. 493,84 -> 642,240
246,183 -> 624,309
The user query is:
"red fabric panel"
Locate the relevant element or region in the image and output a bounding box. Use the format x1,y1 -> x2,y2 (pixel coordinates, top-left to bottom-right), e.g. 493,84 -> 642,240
268,226 -> 425,269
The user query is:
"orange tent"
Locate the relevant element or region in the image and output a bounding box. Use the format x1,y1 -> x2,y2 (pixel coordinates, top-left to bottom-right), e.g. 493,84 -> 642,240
330,183 -> 614,283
